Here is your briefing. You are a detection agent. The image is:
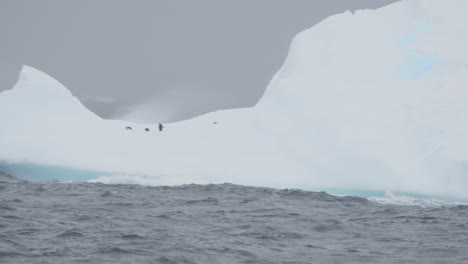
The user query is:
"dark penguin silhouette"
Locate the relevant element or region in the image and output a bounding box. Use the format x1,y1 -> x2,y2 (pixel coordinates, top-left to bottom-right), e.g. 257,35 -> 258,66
145,128 -> 150,132
158,123 -> 164,132
125,126 -> 132,130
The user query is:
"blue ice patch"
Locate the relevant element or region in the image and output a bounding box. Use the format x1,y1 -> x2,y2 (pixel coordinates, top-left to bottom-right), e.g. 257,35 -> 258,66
397,23 -> 435,80
399,23 -> 432,48
401,52 -> 435,80
0,161 -> 108,182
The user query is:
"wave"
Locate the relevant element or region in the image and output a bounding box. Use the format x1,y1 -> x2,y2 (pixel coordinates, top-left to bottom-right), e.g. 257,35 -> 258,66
2,167 -> 465,208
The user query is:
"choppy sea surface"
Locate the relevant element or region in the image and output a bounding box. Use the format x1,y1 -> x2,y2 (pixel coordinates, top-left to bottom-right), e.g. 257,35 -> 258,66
1,172 -> 468,264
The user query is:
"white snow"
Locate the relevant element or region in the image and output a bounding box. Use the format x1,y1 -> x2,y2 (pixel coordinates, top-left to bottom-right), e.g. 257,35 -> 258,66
1,0 -> 468,200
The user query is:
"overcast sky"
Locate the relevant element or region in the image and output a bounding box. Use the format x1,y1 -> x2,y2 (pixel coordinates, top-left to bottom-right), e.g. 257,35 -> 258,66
0,0 -> 398,122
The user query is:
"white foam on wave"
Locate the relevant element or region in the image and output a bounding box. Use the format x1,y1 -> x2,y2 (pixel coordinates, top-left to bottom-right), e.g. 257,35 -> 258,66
88,173 -> 217,186
368,192 -> 464,208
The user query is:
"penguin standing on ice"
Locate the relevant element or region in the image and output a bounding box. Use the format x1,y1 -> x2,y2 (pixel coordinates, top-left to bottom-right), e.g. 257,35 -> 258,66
158,123 -> 164,132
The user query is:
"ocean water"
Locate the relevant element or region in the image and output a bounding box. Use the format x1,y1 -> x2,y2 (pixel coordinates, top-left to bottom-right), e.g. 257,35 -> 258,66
1,172 -> 468,264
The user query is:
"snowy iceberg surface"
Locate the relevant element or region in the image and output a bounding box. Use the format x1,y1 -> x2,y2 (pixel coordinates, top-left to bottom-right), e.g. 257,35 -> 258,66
1,0 -> 468,200
0,66 -> 283,187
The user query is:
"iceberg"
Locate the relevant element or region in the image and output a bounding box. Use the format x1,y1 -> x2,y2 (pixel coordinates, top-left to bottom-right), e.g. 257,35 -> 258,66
1,0 -> 468,200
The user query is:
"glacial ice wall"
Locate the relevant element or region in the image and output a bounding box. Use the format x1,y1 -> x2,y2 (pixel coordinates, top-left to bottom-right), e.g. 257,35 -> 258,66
1,0 -> 468,199
255,0 -> 468,198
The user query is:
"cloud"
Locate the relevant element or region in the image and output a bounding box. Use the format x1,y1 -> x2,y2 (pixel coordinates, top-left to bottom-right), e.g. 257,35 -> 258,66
81,95 -> 115,104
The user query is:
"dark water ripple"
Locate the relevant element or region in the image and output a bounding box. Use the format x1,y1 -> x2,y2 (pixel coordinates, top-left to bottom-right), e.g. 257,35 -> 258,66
1,172 -> 468,263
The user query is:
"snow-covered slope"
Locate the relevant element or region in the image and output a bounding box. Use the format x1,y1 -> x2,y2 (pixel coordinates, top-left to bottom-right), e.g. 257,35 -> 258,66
1,0 -> 468,199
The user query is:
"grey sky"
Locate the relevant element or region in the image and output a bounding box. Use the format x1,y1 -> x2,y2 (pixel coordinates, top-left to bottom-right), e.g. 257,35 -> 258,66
0,0 -> 398,122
